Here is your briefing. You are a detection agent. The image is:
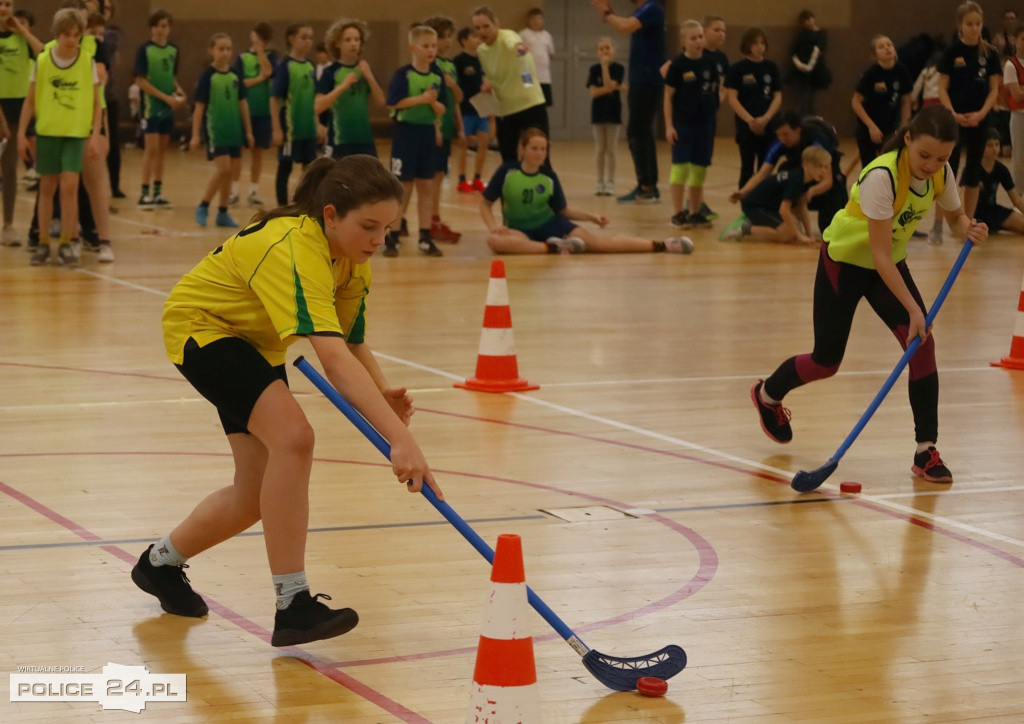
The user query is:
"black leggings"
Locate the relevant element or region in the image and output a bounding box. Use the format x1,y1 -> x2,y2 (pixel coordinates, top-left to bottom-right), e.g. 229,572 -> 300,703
735,122 -> 773,189
764,244 -> 939,443
948,121 -> 987,187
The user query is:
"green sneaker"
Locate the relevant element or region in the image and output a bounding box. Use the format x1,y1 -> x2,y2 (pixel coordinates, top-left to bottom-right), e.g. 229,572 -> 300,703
719,214 -> 748,242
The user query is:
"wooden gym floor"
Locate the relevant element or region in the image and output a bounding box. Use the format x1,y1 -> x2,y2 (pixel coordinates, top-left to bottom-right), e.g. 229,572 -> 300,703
2,139 -> 1024,722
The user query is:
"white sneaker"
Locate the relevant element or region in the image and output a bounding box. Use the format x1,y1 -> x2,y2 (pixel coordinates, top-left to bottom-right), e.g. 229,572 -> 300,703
247,191 -> 264,206
97,242 -> 115,263
228,193 -> 240,206
594,182 -> 605,196
547,236 -> 587,254
1,226 -> 19,247
665,236 -> 695,254
928,229 -> 943,245
57,242 -> 79,266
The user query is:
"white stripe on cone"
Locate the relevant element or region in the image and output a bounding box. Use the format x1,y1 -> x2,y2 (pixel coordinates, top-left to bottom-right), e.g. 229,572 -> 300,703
477,328 -> 517,357
1014,313 -> 1024,338
467,683 -> 541,723
486,278 -> 511,307
480,583 -> 530,640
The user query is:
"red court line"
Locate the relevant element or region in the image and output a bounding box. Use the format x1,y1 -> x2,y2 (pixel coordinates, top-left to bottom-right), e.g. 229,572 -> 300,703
0,360 -> 183,383
0,476 -> 431,722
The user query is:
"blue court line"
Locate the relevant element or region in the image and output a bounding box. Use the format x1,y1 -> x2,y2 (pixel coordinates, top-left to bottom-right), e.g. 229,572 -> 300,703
1,497 -> 841,552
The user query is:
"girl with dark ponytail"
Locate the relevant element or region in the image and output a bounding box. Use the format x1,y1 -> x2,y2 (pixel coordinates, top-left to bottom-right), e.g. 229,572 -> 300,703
935,1 -> 1002,241
751,104 -> 988,485
135,155 -> 442,647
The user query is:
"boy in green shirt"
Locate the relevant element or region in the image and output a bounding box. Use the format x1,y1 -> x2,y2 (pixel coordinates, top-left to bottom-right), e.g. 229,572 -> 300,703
17,8 -> 102,266
423,15 -> 465,243
133,8 -> 184,207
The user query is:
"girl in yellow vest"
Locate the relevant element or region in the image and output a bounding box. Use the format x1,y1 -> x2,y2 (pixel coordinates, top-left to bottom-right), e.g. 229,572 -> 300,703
751,105 -> 988,484
0,0 -> 43,247
16,8 -> 101,266
132,155 -> 444,646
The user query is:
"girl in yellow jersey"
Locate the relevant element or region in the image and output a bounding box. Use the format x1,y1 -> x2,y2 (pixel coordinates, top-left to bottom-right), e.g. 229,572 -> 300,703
751,106 -> 988,484
132,155 -> 444,647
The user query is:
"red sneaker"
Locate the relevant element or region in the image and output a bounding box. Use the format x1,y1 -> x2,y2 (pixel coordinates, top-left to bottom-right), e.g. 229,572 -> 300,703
457,180 -> 474,193
472,177 -> 487,192
431,221 -> 462,243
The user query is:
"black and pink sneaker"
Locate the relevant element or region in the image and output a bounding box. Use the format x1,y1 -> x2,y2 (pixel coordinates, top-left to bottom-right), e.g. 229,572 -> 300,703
751,380 -> 793,444
912,446 -> 953,483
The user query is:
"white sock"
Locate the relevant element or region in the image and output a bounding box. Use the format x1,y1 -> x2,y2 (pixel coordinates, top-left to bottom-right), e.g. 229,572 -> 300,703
916,441 -> 935,454
273,571 -> 309,610
759,386 -> 781,406
230,181 -> 239,196
149,536 -> 187,568
248,184 -> 259,195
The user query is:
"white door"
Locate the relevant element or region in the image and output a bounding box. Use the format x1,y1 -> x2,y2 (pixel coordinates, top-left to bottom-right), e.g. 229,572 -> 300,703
545,0 -> 613,141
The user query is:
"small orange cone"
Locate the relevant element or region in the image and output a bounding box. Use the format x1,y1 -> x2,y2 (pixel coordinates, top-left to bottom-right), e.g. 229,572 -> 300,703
455,260 -> 539,393
465,534 -> 541,723
991,272 -> 1024,370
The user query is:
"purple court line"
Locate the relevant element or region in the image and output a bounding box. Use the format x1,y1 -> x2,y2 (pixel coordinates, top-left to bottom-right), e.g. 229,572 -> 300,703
0,476 -> 432,723
415,406 -> 1024,569
0,452 -> 720,672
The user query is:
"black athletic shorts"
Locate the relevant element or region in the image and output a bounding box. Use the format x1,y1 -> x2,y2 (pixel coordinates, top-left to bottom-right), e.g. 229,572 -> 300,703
175,336 -> 287,435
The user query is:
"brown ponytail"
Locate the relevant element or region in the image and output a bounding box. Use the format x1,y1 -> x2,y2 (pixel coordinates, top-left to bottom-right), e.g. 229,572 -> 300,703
880,105 -> 959,154
252,155 -> 404,224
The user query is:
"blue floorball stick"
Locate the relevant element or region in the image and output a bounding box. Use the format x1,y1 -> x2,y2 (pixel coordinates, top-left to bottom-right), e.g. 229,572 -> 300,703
791,240 -> 974,493
293,356 -> 687,691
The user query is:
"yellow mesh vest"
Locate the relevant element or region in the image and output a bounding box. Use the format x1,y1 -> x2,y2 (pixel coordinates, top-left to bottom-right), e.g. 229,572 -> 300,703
34,48 -> 95,138
823,149 -> 945,269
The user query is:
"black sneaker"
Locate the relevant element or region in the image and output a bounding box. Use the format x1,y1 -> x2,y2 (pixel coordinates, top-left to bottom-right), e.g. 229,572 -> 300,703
671,211 -> 688,228
271,590 -> 358,647
685,212 -> 713,229
383,232 -> 399,257
418,237 -> 443,256
131,545 -> 208,617
397,218 -> 409,237
911,446 -> 953,483
750,380 -> 793,443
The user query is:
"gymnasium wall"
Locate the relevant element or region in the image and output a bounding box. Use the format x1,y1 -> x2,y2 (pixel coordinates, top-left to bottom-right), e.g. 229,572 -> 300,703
32,1 -> 1006,136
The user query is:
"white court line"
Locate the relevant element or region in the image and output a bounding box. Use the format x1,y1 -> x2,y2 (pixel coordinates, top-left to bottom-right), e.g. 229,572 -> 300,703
72,271 -> 1024,550
873,482 -> 1024,498
75,267 -> 168,297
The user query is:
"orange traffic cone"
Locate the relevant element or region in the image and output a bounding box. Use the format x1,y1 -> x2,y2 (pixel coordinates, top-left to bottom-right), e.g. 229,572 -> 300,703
466,534 -> 541,723
455,260 -> 539,393
991,272 -> 1024,370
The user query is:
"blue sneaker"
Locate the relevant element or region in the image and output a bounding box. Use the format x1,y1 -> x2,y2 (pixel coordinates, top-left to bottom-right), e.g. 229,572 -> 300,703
215,211 -> 239,228
617,185 -> 641,203
195,204 -> 208,227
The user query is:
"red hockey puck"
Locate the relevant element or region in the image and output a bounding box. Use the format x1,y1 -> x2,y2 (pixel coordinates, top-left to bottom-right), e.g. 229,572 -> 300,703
839,481 -> 862,494
636,676 -> 668,697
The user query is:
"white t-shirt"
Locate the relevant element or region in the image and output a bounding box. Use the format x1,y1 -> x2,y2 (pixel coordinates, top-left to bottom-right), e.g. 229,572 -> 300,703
858,162 -> 961,220
518,28 -> 554,83
1003,58 -> 1024,113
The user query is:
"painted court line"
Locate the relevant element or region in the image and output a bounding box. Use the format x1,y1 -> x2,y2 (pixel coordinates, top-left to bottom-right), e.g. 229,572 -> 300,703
70,267 -> 1024,553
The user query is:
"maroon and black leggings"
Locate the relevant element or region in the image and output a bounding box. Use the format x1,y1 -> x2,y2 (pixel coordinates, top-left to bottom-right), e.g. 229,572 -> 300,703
763,245 -> 939,443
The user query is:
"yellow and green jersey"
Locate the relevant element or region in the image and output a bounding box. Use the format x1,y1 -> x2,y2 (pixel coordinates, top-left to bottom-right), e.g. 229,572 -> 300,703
33,47 -> 96,138
162,215 -> 371,366
272,56 -> 317,141
234,49 -> 277,118
195,66 -> 247,148
0,30 -> 33,99
133,40 -> 178,120
385,63 -> 445,126
481,161 -> 567,232
825,149 -> 946,269
316,62 -> 373,146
